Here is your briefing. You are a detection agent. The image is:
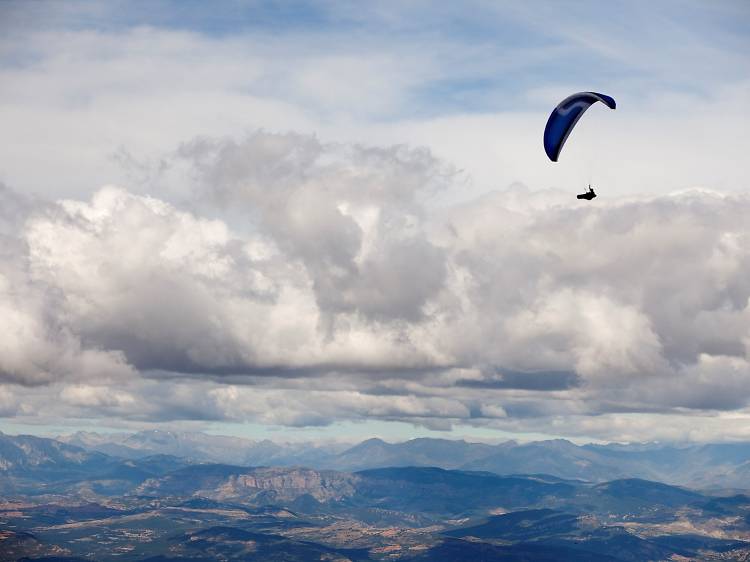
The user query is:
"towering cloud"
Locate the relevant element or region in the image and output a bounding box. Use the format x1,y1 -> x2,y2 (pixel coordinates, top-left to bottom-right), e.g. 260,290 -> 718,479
1,132 -> 749,441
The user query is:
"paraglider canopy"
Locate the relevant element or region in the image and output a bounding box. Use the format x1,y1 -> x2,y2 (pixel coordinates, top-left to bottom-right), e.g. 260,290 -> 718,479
544,92 -> 616,162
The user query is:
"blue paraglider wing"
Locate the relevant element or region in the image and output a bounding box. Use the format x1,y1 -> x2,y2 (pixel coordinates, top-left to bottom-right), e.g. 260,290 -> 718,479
543,92 -> 616,162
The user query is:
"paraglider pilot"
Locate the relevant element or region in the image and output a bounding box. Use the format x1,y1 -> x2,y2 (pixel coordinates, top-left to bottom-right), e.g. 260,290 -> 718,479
576,184 -> 596,200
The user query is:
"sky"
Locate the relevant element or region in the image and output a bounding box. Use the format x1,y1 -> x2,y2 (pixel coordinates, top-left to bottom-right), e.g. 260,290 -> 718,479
0,0 -> 749,444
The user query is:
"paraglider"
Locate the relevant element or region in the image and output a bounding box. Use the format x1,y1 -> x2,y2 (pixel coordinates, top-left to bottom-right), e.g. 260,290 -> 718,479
576,184 -> 596,200
543,91 -> 615,200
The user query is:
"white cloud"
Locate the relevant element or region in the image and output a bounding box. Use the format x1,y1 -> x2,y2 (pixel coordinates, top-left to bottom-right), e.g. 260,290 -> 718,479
1,130 -> 749,443
60,385 -> 135,408
1,2 -> 749,442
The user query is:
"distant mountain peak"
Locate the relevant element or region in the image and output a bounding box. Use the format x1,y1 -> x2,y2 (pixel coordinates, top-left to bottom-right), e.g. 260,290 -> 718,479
361,437 -> 388,445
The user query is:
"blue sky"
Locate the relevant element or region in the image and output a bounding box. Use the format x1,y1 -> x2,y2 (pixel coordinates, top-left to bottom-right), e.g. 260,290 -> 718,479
6,1 -> 748,109
0,1 -> 749,444
1,1 -> 747,200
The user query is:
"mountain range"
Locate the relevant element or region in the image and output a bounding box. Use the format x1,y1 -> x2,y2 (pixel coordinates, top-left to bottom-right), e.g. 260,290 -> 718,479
1,430 -> 749,561
56,430 -> 750,489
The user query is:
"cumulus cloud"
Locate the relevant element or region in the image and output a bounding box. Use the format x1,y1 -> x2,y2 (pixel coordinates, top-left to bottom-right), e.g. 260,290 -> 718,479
0,1 -> 748,443
1,132 -> 750,442
179,133 -> 451,324
0,185 -> 136,386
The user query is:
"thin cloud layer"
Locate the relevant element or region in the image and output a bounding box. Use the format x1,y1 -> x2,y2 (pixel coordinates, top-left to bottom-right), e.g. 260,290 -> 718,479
1,132 -> 749,441
1,5 -> 747,202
